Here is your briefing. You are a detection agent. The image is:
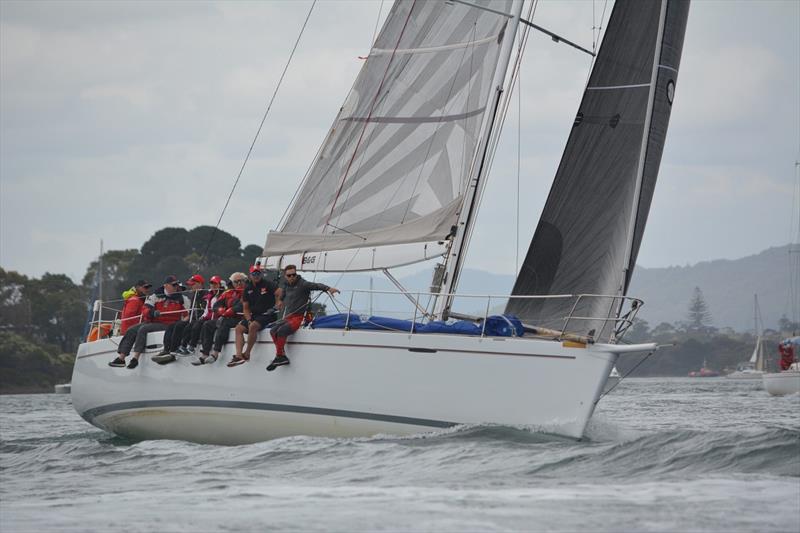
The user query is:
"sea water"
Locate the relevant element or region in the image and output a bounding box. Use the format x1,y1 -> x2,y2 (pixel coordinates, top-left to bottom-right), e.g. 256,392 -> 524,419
1,378 -> 798,532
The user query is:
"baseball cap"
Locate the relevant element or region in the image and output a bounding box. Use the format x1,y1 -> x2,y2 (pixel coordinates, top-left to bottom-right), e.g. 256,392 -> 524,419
163,275 -> 179,285
187,274 -> 205,285
249,265 -> 262,274
135,279 -> 152,288
209,275 -> 223,284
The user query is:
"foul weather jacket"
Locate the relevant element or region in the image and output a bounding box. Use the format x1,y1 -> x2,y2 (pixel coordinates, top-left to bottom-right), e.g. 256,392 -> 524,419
143,287 -> 190,325
279,276 -> 330,317
119,291 -> 145,334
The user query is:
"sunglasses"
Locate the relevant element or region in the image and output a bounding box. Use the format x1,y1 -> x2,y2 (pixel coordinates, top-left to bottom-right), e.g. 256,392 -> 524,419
233,279 -> 245,284
251,271 -> 263,276
285,273 -> 297,278
170,283 -> 180,287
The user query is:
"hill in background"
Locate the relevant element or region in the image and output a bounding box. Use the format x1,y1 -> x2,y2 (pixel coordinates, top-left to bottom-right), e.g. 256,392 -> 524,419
321,244 -> 792,332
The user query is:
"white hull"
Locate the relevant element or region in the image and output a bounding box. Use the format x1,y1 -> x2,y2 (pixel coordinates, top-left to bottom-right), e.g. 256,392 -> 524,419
762,371 -> 800,396
71,329 -> 651,444
725,371 -> 765,380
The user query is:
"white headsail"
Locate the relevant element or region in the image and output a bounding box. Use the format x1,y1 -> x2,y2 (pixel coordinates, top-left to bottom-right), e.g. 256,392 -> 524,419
264,0 -> 516,272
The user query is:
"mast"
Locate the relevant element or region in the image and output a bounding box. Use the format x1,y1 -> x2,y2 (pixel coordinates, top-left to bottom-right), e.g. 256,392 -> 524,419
434,0 -> 525,318
98,239 -> 104,324
620,0 -> 668,294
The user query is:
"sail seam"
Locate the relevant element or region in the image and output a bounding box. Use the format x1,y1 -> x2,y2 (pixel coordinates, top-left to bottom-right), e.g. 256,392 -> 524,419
586,83 -> 650,90
340,107 -> 486,124
370,34 -> 498,55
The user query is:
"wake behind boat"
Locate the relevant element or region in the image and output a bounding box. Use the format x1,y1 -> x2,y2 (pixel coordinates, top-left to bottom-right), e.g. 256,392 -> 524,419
71,0 -> 689,443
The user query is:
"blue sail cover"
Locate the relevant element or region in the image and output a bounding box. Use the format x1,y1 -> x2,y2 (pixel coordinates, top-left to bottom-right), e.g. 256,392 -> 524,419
311,313 -> 524,337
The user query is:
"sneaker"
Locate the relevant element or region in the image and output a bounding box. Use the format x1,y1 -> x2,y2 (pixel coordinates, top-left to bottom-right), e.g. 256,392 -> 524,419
205,354 -> 217,364
156,349 -> 170,356
266,355 -> 290,372
185,345 -> 196,355
191,354 -> 208,366
174,346 -> 188,355
126,358 -> 139,369
227,356 -> 248,368
152,353 -> 176,365
108,357 -> 126,368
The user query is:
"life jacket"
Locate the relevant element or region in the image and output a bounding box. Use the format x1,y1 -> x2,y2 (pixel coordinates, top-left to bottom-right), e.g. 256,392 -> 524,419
779,342 -> 795,371
216,288 -> 243,318
202,289 -> 223,320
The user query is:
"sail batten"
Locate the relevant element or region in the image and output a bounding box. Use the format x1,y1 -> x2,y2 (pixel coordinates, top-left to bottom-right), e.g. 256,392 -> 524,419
506,0 -> 690,341
264,0 -> 515,266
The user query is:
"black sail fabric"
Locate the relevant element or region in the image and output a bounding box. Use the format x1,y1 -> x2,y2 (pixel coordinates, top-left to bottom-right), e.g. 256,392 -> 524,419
506,0 -> 690,341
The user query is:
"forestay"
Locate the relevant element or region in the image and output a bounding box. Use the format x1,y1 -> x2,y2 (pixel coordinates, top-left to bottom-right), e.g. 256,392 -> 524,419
506,0 -> 690,341
264,0 -> 513,271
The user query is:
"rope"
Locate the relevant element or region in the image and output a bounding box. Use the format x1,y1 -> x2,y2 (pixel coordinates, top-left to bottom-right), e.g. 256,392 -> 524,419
197,0 -> 317,268
598,348 -> 656,400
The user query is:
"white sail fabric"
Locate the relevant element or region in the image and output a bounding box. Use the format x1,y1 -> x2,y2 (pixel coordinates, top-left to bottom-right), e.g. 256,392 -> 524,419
749,336 -> 762,365
264,0 -> 513,261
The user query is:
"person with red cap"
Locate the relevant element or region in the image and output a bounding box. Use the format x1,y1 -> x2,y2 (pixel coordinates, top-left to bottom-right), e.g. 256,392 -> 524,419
167,274 -> 224,357
193,272 -> 246,365
227,265 -> 282,367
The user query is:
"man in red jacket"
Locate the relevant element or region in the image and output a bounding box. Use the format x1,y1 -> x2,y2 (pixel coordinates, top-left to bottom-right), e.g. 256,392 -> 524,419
109,275 -> 190,369
119,280 -> 152,334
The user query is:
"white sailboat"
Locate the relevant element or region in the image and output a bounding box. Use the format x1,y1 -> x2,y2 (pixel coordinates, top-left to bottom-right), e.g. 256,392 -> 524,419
726,294 -> 766,380
763,337 -> 800,396
763,163 -> 800,396
71,0 -> 690,444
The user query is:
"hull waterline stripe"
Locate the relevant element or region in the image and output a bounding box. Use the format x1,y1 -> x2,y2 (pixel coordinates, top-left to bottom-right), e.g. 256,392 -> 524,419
81,399 -> 456,429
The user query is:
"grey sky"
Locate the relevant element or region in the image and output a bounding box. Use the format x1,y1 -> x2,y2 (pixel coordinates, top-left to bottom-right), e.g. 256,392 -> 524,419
1,0 -> 798,283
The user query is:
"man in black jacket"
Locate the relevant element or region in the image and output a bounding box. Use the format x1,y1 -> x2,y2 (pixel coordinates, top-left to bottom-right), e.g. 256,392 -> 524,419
227,266 -> 281,367
267,264 -> 338,371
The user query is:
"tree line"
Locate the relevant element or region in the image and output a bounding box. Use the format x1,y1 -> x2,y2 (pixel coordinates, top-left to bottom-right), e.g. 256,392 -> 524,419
0,226 -> 262,392
618,287 -> 791,376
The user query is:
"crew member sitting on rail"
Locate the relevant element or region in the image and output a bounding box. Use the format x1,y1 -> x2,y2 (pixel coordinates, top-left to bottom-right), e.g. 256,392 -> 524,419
267,264 -> 338,372
152,274 -> 206,364
119,280 -> 152,334
109,275 -> 190,369
227,265 -> 282,367
192,272 -> 246,365
175,275 -> 222,356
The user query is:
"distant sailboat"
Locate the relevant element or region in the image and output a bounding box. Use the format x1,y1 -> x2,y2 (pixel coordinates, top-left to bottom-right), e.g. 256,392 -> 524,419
763,162 -> 800,395
726,294 -> 766,380
71,0 -> 690,444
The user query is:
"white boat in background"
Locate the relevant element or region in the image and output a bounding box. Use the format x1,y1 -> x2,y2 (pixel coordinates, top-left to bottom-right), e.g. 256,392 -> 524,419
763,363 -> 800,396
53,383 -> 71,394
763,337 -> 800,396
727,295 -> 766,380
71,0 -> 689,443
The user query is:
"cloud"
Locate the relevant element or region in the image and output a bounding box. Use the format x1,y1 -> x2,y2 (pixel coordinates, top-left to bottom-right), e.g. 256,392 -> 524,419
1,0 -> 798,282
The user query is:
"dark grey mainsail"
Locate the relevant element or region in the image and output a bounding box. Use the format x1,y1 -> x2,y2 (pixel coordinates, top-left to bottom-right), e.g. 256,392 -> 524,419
505,0 -> 690,340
